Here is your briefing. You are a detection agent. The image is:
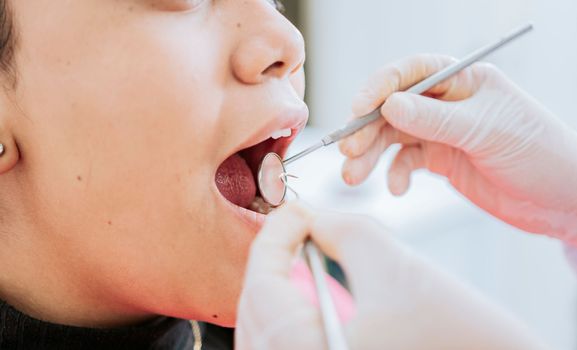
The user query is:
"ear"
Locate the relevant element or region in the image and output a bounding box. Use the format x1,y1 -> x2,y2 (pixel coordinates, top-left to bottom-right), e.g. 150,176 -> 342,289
0,86 -> 21,174
0,121 -> 19,174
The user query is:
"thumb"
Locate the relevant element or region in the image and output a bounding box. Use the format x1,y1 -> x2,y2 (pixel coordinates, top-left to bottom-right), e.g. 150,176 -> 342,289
382,92 -> 470,147
248,201 -> 314,277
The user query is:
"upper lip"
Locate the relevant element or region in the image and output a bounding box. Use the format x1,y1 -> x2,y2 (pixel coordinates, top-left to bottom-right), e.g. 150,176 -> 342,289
227,102 -> 309,160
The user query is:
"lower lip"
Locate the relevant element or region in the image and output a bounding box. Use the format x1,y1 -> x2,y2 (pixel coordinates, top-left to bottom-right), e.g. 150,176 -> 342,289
214,185 -> 267,231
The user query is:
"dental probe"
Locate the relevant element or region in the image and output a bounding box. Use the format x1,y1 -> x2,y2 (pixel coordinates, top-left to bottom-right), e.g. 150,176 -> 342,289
283,23 -> 533,166
303,240 -> 349,350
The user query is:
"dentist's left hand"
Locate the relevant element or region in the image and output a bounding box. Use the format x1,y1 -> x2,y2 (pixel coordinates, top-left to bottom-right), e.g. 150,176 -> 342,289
235,203 -> 548,350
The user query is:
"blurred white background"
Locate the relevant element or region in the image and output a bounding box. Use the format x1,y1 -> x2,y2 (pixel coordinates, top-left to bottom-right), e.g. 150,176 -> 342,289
285,1 -> 577,349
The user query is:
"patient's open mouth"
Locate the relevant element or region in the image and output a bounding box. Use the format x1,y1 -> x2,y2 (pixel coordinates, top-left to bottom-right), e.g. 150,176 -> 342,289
215,127 -> 300,216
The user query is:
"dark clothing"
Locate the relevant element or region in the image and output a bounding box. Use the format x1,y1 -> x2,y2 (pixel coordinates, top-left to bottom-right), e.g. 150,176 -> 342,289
0,300 -> 234,350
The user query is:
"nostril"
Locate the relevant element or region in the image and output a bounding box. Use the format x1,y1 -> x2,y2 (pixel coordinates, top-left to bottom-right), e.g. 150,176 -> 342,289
262,61 -> 285,76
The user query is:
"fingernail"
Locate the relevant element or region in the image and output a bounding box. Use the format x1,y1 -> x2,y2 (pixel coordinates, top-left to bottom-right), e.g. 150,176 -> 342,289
342,171 -> 354,186
343,172 -> 351,185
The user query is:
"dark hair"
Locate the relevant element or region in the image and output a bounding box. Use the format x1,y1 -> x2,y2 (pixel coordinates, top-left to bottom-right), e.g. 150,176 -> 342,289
0,0 -> 15,79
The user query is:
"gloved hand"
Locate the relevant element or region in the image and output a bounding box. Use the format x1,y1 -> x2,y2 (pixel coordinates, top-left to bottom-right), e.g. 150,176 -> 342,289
235,203 -> 548,350
340,54 -> 577,243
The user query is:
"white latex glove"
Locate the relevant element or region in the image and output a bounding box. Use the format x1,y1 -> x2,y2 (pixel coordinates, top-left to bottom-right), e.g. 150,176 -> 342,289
340,55 -> 577,242
236,203 -> 548,350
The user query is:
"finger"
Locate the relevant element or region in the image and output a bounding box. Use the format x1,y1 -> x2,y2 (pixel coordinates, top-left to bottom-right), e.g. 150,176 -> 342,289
237,279 -> 325,350
351,54 -> 458,117
342,128 -> 389,186
422,62 -> 480,101
339,117 -> 386,159
342,54 -> 458,158
430,61 -> 506,101
382,92 -> 471,147
309,213 -> 406,306
342,125 -> 419,185
387,145 -> 426,196
239,202 -> 326,349
248,201 -> 313,278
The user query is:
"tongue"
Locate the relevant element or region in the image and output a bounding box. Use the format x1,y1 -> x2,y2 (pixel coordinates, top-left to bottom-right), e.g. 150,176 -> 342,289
215,154 -> 257,208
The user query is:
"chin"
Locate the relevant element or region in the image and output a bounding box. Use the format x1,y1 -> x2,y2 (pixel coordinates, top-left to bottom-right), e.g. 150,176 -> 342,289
194,103 -> 309,326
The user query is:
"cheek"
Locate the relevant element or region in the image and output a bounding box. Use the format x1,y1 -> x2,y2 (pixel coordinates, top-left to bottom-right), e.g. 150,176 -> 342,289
15,18 -> 228,236
13,7 -> 259,318
27,19 -> 220,157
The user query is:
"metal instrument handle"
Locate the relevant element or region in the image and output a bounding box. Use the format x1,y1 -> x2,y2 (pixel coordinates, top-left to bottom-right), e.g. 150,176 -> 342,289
321,23 -> 533,146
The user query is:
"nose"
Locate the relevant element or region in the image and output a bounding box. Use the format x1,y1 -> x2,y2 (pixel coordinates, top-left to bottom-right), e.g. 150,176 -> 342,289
231,4 -> 305,85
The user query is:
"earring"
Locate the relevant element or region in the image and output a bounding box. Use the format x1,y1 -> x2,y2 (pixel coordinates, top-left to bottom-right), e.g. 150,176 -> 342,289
0,143 -> 4,157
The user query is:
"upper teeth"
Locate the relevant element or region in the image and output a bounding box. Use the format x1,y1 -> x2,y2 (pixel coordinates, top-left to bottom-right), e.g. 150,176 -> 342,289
271,128 -> 292,140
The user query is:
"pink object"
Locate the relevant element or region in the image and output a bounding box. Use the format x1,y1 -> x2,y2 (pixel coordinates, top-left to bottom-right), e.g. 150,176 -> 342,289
290,260 -> 356,323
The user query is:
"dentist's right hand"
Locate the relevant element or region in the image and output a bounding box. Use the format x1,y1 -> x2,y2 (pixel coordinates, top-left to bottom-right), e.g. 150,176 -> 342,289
340,55 -> 577,243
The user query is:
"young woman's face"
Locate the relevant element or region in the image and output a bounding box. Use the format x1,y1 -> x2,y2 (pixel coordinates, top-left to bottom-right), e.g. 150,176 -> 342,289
8,0 -> 306,326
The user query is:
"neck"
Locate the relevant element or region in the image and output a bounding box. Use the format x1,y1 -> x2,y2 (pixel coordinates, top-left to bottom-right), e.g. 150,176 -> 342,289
0,215 -> 153,329
0,166 -> 157,328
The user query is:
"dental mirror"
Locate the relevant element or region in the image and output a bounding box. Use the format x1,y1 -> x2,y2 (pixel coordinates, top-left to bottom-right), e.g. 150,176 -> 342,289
256,23 -> 533,207
257,153 -> 288,207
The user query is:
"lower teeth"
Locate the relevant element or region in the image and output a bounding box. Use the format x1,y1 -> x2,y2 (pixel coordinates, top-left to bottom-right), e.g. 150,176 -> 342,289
249,197 -> 274,215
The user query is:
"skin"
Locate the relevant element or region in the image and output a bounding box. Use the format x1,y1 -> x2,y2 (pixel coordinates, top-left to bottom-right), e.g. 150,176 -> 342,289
0,0 -> 306,328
